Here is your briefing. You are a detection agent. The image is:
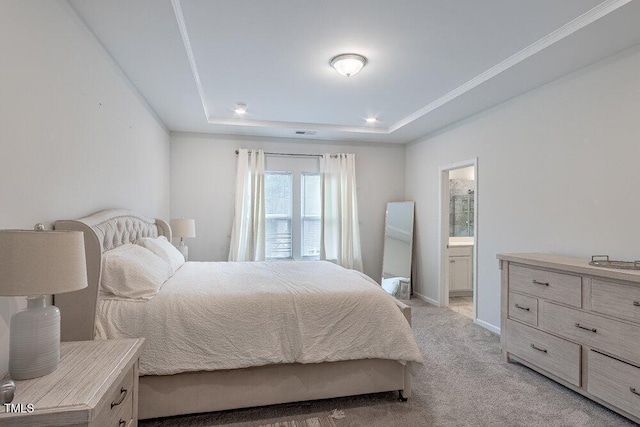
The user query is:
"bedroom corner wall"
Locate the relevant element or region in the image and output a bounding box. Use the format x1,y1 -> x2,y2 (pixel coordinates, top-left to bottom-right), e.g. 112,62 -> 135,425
170,133 -> 405,283
0,1 -> 170,376
406,43 -> 640,332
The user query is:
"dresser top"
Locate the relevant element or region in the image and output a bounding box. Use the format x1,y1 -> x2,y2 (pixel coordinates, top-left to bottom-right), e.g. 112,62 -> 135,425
497,253 -> 640,285
0,338 -> 143,420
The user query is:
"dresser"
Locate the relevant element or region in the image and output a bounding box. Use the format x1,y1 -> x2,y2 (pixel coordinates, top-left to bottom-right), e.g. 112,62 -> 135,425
498,253 -> 640,423
0,338 -> 144,427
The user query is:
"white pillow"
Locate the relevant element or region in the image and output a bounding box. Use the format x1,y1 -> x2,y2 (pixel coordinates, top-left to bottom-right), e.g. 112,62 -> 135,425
101,244 -> 171,299
381,278 -> 400,296
136,236 -> 185,274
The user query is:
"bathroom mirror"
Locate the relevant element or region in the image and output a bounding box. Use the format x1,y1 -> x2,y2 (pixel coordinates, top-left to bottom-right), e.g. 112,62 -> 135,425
381,201 -> 415,298
449,174 -> 475,237
449,190 -> 474,237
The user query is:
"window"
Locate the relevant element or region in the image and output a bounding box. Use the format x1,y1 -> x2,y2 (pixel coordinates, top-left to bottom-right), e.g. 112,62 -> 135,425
301,173 -> 321,257
264,156 -> 321,260
265,172 -> 292,259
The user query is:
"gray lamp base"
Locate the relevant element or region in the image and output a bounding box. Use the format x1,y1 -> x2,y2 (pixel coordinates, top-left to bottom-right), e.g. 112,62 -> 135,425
9,296 -> 60,380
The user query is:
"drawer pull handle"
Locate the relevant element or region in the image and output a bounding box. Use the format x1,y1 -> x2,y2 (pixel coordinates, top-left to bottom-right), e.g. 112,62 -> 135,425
575,323 -> 597,333
530,343 -> 547,353
111,387 -> 128,409
631,387 -> 640,397
514,304 -> 530,311
532,280 -> 549,286
634,301 -> 640,307
119,419 -> 126,427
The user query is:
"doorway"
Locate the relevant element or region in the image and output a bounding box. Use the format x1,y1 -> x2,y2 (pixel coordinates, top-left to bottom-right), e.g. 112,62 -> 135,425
439,159 -> 478,321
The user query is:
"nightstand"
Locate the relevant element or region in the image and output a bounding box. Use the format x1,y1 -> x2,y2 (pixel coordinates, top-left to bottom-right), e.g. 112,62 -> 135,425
0,338 -> 144,427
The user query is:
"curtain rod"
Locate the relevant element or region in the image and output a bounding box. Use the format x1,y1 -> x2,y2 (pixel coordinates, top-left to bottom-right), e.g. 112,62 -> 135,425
235,150 -> 335,158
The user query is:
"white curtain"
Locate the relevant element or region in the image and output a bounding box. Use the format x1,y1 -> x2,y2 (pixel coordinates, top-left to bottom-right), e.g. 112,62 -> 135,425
320,153 -> 363,272
228,149 -> 266,261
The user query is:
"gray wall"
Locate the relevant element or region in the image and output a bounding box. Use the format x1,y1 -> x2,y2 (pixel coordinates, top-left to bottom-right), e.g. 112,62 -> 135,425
406,44 -> 640,332
4,0 -> 639,377
0,1 -> 170,375
170,133 -> 406,282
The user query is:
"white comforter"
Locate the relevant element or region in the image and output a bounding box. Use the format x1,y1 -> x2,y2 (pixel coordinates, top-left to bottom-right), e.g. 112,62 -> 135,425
95,261 -> 424,376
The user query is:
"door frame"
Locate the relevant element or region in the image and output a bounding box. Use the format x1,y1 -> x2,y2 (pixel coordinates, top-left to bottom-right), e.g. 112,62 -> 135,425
438,158 -> 478,319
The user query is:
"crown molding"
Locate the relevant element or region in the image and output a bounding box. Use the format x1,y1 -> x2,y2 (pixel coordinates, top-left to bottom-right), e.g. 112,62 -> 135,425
205,116 -> 389,134
171,0 -> 209,120
388,0 -> 632,133
172,0 -> 631,136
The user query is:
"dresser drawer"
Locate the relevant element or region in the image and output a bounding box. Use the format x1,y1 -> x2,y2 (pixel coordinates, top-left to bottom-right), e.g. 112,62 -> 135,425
542,302 -> 640,366
592,279 -> 640,324
94,364 -> 135,426
505,319 -> 581,386
509,265 -> 581,307
508,292 -> 538,326
588,351 -> 640,419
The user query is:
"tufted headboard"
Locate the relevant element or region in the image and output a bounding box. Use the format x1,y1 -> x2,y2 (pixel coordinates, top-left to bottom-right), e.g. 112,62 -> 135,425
54,209 -> 171,342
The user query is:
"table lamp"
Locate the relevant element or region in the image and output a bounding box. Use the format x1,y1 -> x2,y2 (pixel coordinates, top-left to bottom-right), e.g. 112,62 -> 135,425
170,218 -> 196,261
0,225 -> 87,381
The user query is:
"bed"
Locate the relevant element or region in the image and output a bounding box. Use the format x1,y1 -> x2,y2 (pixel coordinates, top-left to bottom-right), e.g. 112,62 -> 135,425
54,209 -> 422,420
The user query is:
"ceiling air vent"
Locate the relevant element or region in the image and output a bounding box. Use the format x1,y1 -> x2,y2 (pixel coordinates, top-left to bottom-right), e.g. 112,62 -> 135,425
295,130 -> 317,135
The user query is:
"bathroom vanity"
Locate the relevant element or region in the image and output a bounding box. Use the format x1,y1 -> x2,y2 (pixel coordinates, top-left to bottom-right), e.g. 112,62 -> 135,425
448,244 -> 473,295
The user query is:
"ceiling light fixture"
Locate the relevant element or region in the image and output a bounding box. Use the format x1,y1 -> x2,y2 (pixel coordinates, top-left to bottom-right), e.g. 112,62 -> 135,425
330,53 -> 367,77
234,103 -> 247,114
366,117 -> 378,123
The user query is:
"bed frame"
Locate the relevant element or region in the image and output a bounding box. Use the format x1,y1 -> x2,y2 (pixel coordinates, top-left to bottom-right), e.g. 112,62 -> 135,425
54,209 -> 413,420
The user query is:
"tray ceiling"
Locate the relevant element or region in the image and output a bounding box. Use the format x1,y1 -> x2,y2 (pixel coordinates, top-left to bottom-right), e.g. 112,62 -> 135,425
69,0 -> 640,143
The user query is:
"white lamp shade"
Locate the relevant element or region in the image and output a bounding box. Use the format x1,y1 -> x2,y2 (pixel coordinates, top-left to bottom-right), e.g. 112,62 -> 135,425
0,230 -> 88,296
170,219 -> 196,239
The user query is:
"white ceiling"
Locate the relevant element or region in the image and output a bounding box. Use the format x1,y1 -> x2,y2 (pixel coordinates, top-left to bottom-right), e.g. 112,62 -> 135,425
69,0 -> 640,144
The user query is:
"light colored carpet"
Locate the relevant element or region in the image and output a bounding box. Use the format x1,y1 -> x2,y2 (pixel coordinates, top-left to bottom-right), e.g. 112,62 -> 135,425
140,300 -> 634,426
258,416 -> 336,427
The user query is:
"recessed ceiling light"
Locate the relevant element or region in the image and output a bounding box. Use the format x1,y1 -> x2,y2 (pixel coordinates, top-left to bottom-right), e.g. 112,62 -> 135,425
366,117 -> 378,123
234,103 -> 247,114
330,53 -> 367,77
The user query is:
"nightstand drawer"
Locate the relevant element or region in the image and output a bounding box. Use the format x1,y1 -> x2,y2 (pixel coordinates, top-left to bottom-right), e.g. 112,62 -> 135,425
509,265 -> 581,307
0,339 -> 143,427
588,351 -> 640,419
505,319 -> 581,386
542,302 -> 640,366
508,292 -> 538,326
591,279 -> 640,324
94,364 -> 135,427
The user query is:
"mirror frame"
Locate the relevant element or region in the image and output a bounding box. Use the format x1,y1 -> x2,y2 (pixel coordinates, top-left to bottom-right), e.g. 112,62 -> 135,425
381,201 -> 415,298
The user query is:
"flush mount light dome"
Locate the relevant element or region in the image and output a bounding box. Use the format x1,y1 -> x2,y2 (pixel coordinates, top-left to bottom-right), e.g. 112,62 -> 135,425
330,53 -> 367,77
234,103 -> 247,114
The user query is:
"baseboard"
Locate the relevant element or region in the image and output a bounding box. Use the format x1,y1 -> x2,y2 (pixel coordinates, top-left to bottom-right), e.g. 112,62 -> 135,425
474,318 -> 500,335
413,292 -> 439,306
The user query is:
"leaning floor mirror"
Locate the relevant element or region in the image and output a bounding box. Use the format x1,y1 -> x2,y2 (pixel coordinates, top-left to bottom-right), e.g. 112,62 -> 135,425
381,201 -> 415,299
